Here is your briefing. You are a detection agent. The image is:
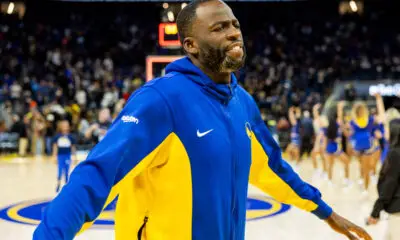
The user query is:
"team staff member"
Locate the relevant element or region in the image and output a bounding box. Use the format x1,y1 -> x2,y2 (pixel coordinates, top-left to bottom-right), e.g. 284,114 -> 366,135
367,119 -> 400,240
34,1 -> 371,239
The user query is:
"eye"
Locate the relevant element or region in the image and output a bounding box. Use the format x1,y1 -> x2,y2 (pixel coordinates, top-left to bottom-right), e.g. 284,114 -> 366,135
212,25 -> 223,32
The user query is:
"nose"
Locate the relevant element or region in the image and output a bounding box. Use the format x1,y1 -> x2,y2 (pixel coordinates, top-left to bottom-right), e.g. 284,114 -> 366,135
226,27 -> 241,41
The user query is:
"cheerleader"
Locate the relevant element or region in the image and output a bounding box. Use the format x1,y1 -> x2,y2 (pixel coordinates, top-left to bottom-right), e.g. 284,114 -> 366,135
349,94 -> 384,193
285,106 -> 301,167
311,103 -> 327,177
322,101 -> 351,185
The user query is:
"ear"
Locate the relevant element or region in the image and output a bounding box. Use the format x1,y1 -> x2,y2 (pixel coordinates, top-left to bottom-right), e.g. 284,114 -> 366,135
183,37 -> 199,55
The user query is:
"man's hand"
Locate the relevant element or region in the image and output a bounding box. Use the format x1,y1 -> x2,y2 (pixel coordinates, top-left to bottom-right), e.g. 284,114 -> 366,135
366,216 -> 378,225
325,212 -> 372,240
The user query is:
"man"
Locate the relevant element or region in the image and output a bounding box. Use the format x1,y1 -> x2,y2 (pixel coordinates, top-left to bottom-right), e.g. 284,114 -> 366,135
300,110 -> 315,159
84,108 -> 112,144
34,1 -> 372,239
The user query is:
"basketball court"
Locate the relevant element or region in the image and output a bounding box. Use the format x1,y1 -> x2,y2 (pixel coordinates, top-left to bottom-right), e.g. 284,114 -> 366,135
0,154 -> 388,239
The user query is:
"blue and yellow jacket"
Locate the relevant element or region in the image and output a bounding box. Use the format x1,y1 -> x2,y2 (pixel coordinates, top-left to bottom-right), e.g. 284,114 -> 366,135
33,57 -> 332,240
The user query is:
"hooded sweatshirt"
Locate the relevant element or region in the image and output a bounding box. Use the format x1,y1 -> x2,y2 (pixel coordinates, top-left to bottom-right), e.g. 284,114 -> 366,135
34,57 -> 332,240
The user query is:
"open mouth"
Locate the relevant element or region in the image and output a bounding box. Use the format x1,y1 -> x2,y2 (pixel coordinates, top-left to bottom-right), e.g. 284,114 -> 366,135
226,42 -> 243,51
226,43 -> 244,59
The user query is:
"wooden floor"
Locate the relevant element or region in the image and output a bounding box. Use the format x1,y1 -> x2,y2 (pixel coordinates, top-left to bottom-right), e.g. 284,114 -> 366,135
0,154 -> 388,239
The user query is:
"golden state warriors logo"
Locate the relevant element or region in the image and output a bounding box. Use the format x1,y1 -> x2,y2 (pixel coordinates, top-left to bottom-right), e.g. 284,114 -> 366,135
57,137 -> 72,148
245,122 -> 252,139
0,197 -> 290,227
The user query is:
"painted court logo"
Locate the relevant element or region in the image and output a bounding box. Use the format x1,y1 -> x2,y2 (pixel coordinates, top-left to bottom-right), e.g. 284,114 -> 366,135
0,197 -> 290,227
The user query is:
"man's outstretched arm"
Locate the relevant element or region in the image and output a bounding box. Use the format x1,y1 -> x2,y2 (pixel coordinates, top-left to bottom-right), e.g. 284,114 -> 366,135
33,86 -> 173,239
247,98 -> 371,240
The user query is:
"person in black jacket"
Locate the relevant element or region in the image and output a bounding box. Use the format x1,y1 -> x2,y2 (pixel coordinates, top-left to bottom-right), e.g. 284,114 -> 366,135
367,119 -> 400,240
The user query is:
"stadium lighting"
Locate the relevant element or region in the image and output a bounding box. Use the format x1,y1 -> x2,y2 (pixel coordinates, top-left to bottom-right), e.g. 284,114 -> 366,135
349,0 -> 358,12
162,3 -> 168,9
7,2 -> 14,14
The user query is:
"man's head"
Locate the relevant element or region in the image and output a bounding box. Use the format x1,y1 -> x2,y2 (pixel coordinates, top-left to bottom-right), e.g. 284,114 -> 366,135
303,110 -> 310,119
98,108 -> 111,123
177,0 -> 246,74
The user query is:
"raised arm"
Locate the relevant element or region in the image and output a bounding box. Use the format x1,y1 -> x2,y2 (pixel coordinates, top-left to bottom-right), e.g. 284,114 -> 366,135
374,93 -> 385,123
337,101 -> 345,125
288,106 -> 298,126
313,103 -> 322,127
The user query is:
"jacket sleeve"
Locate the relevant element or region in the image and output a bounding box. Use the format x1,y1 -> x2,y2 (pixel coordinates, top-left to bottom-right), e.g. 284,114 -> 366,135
247,98 -> 332,219
371,150 -> 400,218
33,86 -> 173,239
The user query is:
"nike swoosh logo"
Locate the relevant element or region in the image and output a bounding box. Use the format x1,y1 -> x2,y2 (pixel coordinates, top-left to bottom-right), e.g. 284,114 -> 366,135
197,129 -> 214,137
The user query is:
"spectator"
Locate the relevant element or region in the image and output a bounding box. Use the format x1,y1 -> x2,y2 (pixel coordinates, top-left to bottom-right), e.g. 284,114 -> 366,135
10,114 -> 28,157
85,108 -> 112,145
30,109 -> 46,156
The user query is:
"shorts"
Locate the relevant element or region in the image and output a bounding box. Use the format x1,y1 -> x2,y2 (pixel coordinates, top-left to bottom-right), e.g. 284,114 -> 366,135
326,142 -> 342,155
353,141 -> 380,156
290,141 -> 301,147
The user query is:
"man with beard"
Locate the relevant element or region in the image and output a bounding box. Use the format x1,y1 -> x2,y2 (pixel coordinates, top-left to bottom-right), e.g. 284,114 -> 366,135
34,1 -> 372,240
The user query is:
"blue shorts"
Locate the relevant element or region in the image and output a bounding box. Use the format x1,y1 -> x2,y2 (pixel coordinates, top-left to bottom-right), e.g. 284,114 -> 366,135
352,141 -> 380,155
290,139 -> 301,147
326,142 -> 342,155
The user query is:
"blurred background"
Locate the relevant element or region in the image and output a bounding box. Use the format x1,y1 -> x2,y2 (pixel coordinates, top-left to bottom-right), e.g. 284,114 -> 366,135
0,0 -> 399,155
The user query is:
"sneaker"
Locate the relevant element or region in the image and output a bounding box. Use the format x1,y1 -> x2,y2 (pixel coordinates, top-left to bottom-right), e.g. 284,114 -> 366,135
361,190 -> 369,198
357,178 -> 364,186
370,175 -> 378,185
328,180 -> 335,188
312,170 -> 321,179
322,172 -> 329,181
342,178 -> 352,187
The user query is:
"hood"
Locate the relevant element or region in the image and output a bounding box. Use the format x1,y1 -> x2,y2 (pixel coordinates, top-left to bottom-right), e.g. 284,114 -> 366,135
165,56 -> 237,104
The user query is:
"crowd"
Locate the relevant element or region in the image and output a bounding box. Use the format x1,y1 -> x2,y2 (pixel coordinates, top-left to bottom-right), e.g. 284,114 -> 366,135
0,2 -> 400,156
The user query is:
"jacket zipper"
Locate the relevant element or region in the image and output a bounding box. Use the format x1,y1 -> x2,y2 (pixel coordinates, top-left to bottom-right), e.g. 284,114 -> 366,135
137,216 -> 148,240
225,84 -> 237,240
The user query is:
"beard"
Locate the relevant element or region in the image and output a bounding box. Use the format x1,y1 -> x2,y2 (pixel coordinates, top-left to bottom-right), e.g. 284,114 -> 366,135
199,43 -> 246,73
